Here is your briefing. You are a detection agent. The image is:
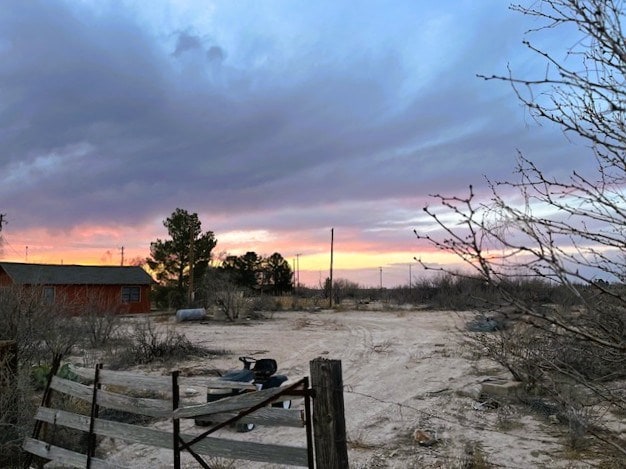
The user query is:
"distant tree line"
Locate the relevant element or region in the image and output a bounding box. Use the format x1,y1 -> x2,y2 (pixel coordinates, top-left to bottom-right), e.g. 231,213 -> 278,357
221,251 -> 293,294
146,209 -> 589,311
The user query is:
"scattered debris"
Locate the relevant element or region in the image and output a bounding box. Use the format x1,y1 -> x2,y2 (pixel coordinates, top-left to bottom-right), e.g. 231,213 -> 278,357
466,314 -> 505,332
472,399 -> 500,411
413,429 -> 438,446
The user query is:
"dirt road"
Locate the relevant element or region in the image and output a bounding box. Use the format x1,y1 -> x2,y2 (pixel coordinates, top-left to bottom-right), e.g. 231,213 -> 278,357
105,309 -> 574,468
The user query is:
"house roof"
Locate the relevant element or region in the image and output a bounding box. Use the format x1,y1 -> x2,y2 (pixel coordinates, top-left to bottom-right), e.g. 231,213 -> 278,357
0,262 -> 155,286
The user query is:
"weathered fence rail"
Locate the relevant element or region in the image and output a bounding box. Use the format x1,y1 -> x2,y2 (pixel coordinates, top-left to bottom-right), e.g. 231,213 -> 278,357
23,358 -> 348,468
68,365 -> 258,392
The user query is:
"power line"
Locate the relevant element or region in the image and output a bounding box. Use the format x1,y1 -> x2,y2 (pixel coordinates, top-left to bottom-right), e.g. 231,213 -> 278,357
1,234 -> 23,257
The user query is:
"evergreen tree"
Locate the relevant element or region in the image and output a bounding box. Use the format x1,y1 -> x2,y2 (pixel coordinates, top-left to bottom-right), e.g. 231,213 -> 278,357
147,208 -> 217,307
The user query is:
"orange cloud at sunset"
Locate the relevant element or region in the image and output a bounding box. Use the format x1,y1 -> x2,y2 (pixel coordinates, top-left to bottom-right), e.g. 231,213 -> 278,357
0,224 -> 151,266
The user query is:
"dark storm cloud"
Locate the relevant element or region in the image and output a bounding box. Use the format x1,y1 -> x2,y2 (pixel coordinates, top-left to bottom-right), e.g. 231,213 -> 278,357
0,0 -> 591,241
207,46 -> 225,62
172,31 -> 203,57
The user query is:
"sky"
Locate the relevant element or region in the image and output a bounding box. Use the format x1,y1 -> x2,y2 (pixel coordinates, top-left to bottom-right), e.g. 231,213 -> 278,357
0,0 -> 595,287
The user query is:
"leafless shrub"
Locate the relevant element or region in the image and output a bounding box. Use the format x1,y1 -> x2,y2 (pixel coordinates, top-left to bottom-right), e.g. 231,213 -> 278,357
417,0 -> 626,457
467,311 -> 625,448
130,319 -> 192,363
0,286 -> 83,466
0,352 -> 34,468
79,288 -> 124,349
371,339 -> 394,354
199,269 -> 252,321
249,295 -> 282,312
109,317 -> 217,368
467,324 -> 546,388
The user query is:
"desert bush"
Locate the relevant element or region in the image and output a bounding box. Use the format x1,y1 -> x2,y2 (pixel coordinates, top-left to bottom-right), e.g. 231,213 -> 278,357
332,278 -> 362,304
30,362 -> 78,391
467,306 -> 625,449
198,269 -> 252,321
127,318 -> 191,364
468,323 -> 547,388
322,277 -> 365,305
78,289 -> 124,349
0,343 -> 31,468
110,317 -> 220,368
249,294 -> 282,312
384,273 -> 578,310
151,283 -> 186,310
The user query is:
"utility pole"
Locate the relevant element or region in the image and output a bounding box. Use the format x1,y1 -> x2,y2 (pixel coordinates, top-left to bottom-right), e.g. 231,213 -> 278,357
188,227 -> 195,306
119,246 -> 125,266
329,228 -> 334,308
409,263 -> 412,296
0,215 -> 5,258
295,253 -> 301,292
379,267 -> 383,290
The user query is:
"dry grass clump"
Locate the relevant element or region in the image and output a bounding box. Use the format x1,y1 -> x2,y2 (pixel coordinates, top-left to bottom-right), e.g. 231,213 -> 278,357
371,339 -> 394,354
347,431 -> 381,450
202,457 -> 238,468
292,316 -> 345,331
450,441 -> 492,469
292,317 -> 313,330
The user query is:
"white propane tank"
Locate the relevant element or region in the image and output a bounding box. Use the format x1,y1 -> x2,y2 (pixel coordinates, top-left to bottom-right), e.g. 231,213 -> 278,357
175,308 -> 207,322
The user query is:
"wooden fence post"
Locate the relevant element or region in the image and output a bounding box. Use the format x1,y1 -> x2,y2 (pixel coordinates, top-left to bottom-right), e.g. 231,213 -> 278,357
86,364 -> 103,469
310,358 -> 348,469
172,370 -> 181,469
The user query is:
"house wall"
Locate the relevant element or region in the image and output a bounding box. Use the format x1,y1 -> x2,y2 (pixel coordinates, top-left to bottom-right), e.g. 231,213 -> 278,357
0,270 -> 12,286
0,272 -> 151,314
51,285 -> 151,314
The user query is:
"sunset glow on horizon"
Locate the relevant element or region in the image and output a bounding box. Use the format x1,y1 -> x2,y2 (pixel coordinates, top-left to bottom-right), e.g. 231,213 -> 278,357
0,0 -> 594,287
0,222 -> 459,287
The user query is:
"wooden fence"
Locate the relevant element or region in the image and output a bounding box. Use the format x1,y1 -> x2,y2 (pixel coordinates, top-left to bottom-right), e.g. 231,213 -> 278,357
23,358 -> 348,468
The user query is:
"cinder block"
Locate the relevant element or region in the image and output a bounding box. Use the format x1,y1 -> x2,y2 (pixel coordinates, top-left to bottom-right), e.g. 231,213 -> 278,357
481,380 -> 522,399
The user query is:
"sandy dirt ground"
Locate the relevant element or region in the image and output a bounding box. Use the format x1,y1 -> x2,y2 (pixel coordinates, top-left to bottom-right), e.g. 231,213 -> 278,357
101,308 -> 595,468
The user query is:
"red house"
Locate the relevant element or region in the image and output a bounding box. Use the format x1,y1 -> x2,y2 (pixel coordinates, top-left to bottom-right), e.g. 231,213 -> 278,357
0,262 -> 154,314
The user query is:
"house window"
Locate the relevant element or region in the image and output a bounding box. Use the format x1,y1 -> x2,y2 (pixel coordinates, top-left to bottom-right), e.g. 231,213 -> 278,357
43,286 -> 55,305
121,286 -> 141,303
